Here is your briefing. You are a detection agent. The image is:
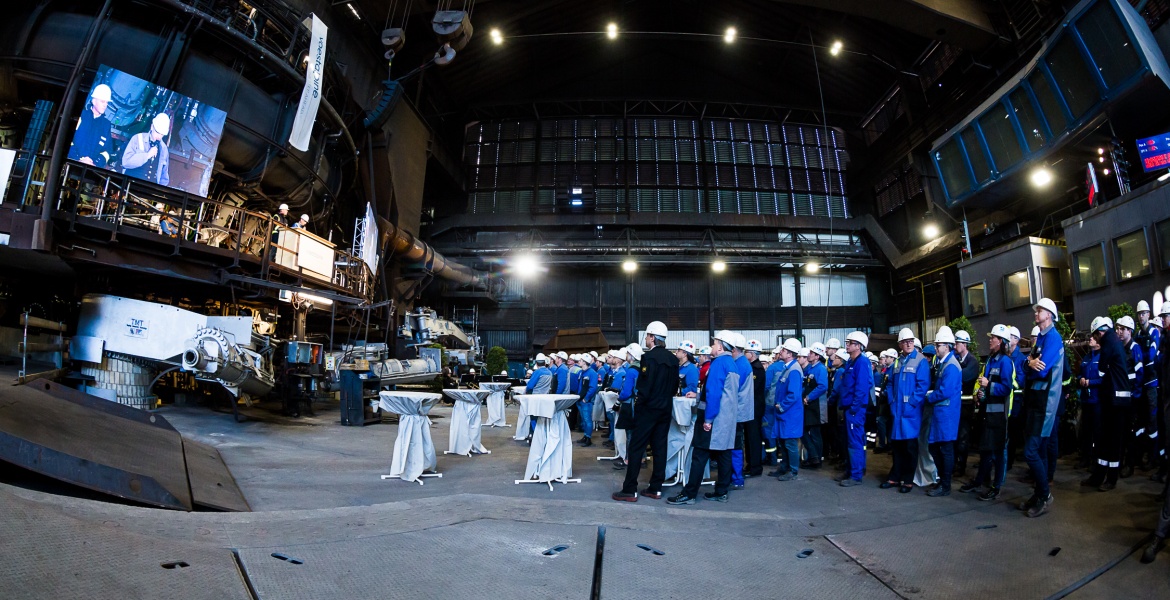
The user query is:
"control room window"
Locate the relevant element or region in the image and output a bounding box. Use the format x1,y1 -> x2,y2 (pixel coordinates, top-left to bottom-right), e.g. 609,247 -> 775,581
1155,218 -> 1170,270
1003,270 -> 1031,310
1114,230 -> 1152,281
965,282 -> 987,316
1073,244 -> 1108,291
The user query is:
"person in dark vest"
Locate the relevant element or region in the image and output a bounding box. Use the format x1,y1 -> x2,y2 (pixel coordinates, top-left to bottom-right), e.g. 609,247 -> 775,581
1082,317 -> 1132,493
121,113 -> 170,186
69,84 -> 114,168
952,330 -> 981,478
613,321 -> 679,502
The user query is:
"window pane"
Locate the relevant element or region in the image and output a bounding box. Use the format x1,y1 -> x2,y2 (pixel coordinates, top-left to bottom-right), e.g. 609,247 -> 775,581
1045,36 -> 1100,119
1028,71 -> 1069,132
934,138 -> 973,198
1114,230 -> 1152,280
1009,88 -> 1048,153
1157,219 -> 1170,270
1076,2 -> 1141,90
1004,270 -> 1032,309
965,283 -> 987,316
979,103 -> 1024,172
1074,245 -> 1108,291
1039,267 -> 1064,301
960,128 -> 992,183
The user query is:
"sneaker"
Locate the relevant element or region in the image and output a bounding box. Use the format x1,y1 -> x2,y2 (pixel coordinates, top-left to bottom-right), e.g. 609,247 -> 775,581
1098,481 -> 1116,492
1141,538 -> 1165,563
879,481 -> 897,489
839,478 -> 863,487
641,488 -> 662,500
898,484 -> 913,494
612,459 -> 627,469
832,473 -> 850,483
703,491 -> 729,502
767,469 -> 786,477
777,472 -> 799,482
611,491 -> 638,502
977,487 -> 1001,501
577,437 -> 593,447
1025,494 -> 1052,518
1018,496 -> 1038,511
959,482 -> 981,493
666,493 -> 696,505
926,486 -> 951,497
731,484 -> 744,490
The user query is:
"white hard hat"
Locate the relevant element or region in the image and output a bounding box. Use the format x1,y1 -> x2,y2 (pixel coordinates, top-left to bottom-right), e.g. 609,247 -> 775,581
91,83 -> 112,102
590,350 -> 599,358
714,330 -> 736,347
1090,316 -> 1113,332
697,345 -> 712,356
881,348 -> 898,359
1116,315 -> 1136,330
535,353 -> 548,363
797,347 -> 810,358
556,351 -> 569,360
1034,297 -> 1059,321
746,339 -> 764,352
897,328 -> 916,343
607,349 -> 624,360
645,321 -> 669,338
500,370 -> 508,375
867,352 -> 880,363
834,348 -> 849,361
678,340 -> 696,354
826,338 -> 842,349
469,368 -> 476,374
1031,326 -> 1040,336
954,330 -> 971,344
846,331 -> 869,349
731,333 -> 747,349
988,324 -> 1011,341
299,214 -> 310,222
810,342 -> 827,358
934,326 -> 956,345
279,203 -> 290,210
781,338 -> 802,354
1008,326 -> 1021,340
1155,316 -> 1164,327
1137,300 -> 1151,313
627,345 -> 644,361
1160,302 -> 1170,317
913,337 -> 922,349
151,112 -> 171,135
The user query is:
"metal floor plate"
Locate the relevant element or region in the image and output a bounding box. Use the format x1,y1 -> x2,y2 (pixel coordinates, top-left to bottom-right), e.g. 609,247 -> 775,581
235,519 -> 596,600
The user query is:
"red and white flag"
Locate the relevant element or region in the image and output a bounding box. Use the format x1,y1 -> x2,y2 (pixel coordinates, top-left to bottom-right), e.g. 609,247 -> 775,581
1086,162 -> 1099,206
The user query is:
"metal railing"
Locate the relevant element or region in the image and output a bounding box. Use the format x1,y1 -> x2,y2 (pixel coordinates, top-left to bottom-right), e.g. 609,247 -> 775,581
2,152 -> 372,302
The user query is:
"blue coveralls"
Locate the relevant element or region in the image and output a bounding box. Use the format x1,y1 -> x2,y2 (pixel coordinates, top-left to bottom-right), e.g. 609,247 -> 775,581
1125,339 -> 1146,468
773,358 -> 804,475
730,354 -> 754,486
801,361 -> 829,464
887,350 -> 930,485
838,355 -> 873,481
976,351 -> 1015,489
1023,325 -> 1065,502
1079,349 -> 1101,464
1140,323 -> 1161,462
926,352 -> 962,490
554,363 -> 570,395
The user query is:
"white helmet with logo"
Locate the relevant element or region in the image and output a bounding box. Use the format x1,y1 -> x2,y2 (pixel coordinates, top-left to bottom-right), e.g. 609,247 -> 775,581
1137,300 -> 1151,313
954,330 -> 971,344
833,348 -> 849,361
987,324 -> 1011,342
1090,316 -> 1113,332
746,339 -> 764,353
1034,297 -> 1059,321
810,342 -> 827,358
678,340 -> 696,354
1116,315 -> 1135,331
697,345 -> 712,356
845,331 -> 869,349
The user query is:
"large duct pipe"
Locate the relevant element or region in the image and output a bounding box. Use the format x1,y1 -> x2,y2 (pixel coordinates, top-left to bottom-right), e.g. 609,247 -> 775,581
384,223 -> 482,286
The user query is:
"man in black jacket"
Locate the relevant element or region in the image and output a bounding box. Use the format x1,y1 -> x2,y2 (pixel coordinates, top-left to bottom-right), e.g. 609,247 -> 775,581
613,321 -> 680,502
745,339 -> 768,477
1082,317 -> 1132,491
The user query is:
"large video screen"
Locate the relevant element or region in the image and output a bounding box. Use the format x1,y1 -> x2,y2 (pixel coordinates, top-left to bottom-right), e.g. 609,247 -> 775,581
68,65 -> 227,197
1136,132 -> 1170,173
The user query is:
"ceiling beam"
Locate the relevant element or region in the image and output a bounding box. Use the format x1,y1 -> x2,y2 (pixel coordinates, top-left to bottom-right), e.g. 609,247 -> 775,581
778,0 -> 1000,51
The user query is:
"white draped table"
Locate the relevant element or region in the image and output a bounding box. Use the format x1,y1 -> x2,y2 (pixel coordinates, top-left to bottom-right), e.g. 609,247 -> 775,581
378,391 -> 443,485
512,386 -> 532,440
664,396 -> 696,485
594,391 -> 626,462
514,394 -> 581,490
442,389 -> 492,456
479,382 -> 511,427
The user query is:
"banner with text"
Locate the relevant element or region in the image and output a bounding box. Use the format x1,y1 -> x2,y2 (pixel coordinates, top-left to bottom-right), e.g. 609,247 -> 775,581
288,14 -> 328,152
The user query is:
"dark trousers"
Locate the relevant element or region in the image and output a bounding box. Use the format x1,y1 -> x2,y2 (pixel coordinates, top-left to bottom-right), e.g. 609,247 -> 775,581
1079,402 -> 1101,464
929,441 -> 955,490
621,407 -> 671,494
1007,410 -> 1025,469
1024,434 -> 1051,499
1155,478 -> 1170,539
802,424 -> 823,463
1092,402 -> 1130,485
779,438 -> 800,474
683,446 -> 732,497
975,447 -> 1008,488
1127,390 -> 1152,467
956,404 -> 973,473
888,438 -> 918,484
745,414 -> 764,475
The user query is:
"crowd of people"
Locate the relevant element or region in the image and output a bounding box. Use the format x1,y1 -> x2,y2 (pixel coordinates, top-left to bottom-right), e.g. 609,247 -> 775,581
517,295 -> 1170,564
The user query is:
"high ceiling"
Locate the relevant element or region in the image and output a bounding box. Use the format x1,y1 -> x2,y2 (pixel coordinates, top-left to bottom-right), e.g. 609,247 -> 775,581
354,0 -> 983,131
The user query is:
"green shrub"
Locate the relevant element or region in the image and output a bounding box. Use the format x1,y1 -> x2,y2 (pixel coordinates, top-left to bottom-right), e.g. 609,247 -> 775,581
1108,303 -> 1135,324
947,315 -> 978,355
485,346 -> 508,377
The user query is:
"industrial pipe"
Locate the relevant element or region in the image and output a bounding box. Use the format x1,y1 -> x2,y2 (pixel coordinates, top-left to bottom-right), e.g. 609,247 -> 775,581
385,223 -> 483,286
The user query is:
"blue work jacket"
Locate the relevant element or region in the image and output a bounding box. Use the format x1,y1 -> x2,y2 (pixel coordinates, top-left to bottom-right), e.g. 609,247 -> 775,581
926,352 -> 962,443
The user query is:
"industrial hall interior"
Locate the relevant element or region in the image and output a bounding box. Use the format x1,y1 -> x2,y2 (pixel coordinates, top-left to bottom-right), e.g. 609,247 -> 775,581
6,0 -> 1170,598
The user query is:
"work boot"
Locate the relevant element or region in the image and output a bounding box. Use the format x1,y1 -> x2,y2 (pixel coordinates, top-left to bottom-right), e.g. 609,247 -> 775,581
612,458 -> 626,469
838,478 -> 863,487
611,491 -> 637,502
959,481 -> 982,493
1141,537 -> 1165,563
977,487 -> 1000,501
703,491 -> 729,502
640,488 -> 662,500
666,493 -> 696,505
1025,494 -> 1053,518
603,440 -> 615,449
1018,495 -> 1039,511
926,485 -> 951,497
767,468 -> 786,477
577,437 -> 593,447
777,472 -> 799,482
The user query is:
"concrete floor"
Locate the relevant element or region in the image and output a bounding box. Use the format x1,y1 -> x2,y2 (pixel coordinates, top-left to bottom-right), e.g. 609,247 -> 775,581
2,396 -> 1169,599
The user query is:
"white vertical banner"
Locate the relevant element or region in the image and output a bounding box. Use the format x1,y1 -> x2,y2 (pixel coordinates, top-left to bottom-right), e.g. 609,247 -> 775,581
361,202 -> 379,272
0,148 -> 16,203
288,14 -> 328,152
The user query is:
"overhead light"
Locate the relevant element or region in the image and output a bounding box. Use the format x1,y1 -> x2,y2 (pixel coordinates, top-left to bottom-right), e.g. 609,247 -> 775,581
805,262 -> 820,273
622,259 -> 637,273
830,40 -> 843,56
1103,168 -> 1110,175
711,260 -> 726,273
347,3 -> 361,20
1159,171 -> 1170,182
606,23 -> 618,39
512,254 -> 541,279
923,223 -> 940,239
1098,147 -> 1105,155
490,28 -> 503,45
724,27 -> 736,43
1098,156 -> 1105,163
1030,167 -> 1053,188
296,292 -> 334,306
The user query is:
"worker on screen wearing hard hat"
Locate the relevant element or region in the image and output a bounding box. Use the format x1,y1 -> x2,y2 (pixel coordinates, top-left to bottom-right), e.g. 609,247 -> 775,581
69,84 -> 114,168
122,112 -> 171,186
